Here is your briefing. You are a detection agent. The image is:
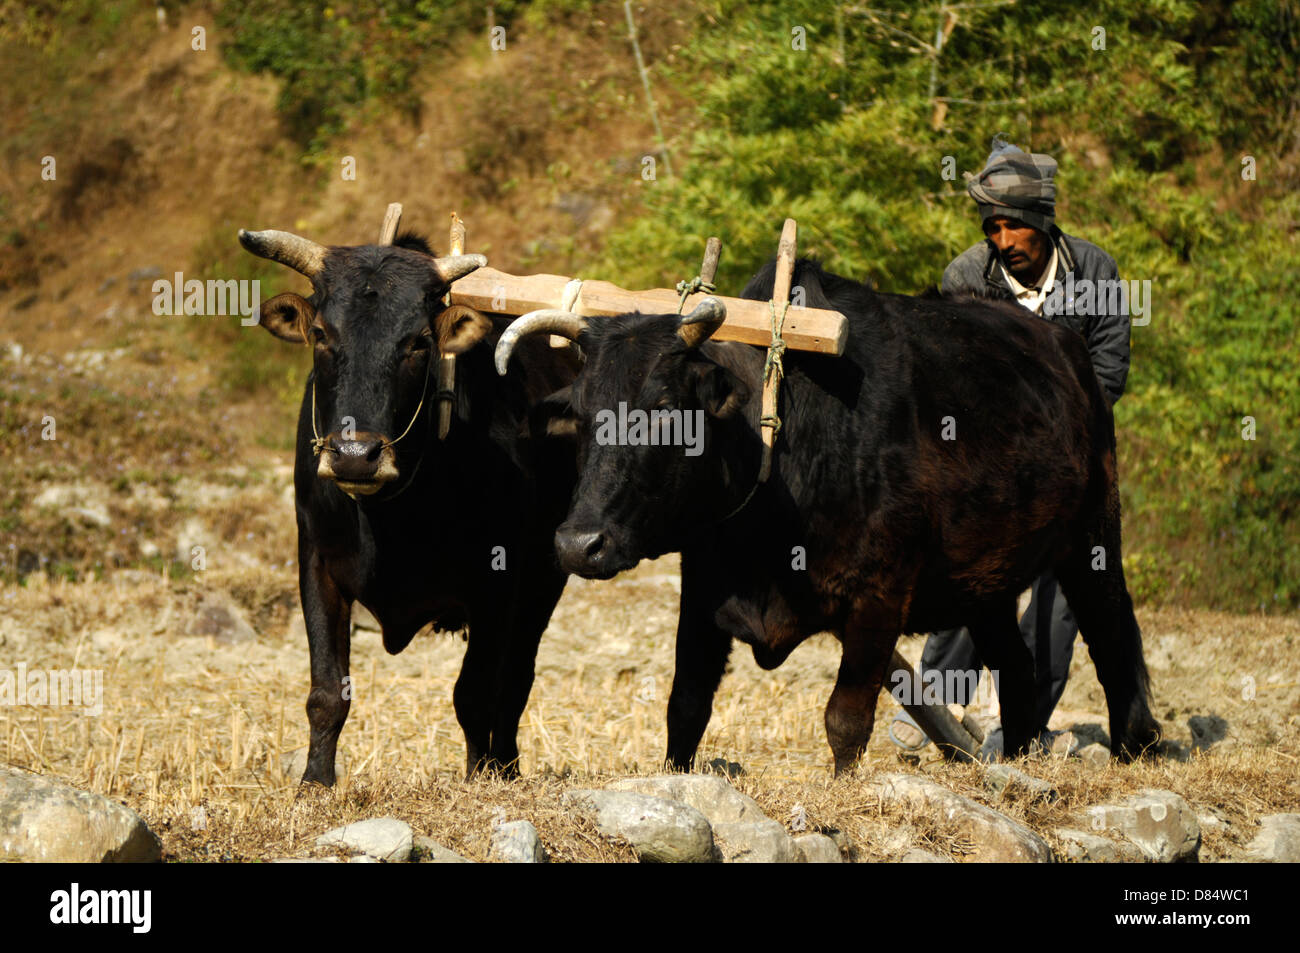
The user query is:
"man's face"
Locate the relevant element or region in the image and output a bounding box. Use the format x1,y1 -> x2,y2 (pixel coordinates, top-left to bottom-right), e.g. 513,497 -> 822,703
983,215 -> 1051,283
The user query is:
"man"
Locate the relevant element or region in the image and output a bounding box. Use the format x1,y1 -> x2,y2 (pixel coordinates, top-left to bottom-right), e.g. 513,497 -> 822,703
891,134 -> 1131,756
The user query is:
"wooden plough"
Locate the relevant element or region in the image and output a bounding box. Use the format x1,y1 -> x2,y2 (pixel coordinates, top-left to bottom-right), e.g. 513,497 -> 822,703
381,201 -> 982,763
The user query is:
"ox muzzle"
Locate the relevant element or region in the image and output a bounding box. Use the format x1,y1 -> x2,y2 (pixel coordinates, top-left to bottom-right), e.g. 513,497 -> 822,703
316,430 -> 400,497
554,520 -> 637,579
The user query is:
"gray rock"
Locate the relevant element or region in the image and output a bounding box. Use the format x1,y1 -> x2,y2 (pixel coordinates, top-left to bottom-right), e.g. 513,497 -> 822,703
793,833 -> 843,863
489,820 -> 547,863
1078,743 -> 1111,768
900,848 -> 954,863
1197,812 -> 1228,834
186,594 -> 256,644
1053,827 -> 1142,863
983,764 -> 1059,804
1081,790 -> 1200,862
702,758 -> 745,779
1246,814 -> 1300,862
1157,739 -> 1192,762
1188,715 -> 1229,751
267,857 -> 341,863
563,790 -> 714,863
879,822 -> 919,857
605,774 -> 766,825
712,820 -> 799,863
870,773 -> 1052,863
1065,722 -> 1110,748
316,818 -> 414,862
413,835 -> 473,863
0,766 -> 161,862
1048,730 -> 1079,757
68,505 -> 112,529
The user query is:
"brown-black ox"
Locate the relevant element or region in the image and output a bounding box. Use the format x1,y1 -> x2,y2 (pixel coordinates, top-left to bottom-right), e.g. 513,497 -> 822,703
497,259 -> 1161,775
240,226 -> 577,784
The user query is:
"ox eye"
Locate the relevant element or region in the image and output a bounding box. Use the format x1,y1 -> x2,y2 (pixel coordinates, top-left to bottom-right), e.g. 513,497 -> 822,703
405,334 -> 432,358
308,326 -> 327,346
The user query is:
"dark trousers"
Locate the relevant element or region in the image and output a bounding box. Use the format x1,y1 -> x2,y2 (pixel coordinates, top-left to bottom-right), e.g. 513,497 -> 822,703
919,572 -> 1077,732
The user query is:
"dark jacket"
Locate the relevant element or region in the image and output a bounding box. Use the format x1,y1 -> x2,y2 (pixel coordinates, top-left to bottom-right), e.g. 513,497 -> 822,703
941,226 -> 1130,404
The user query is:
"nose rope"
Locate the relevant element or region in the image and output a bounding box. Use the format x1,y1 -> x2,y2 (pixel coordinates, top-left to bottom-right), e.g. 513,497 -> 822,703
309,354 -> 435,456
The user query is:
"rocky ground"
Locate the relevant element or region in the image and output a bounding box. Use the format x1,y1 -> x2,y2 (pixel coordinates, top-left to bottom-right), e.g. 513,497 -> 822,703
1,326 -> 1298,862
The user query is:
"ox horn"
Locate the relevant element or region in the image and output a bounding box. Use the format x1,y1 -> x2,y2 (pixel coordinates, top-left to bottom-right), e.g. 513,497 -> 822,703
676,297 -> 727,349
495,310 -> 589,376
238,228 -> 327,278
431,253 -> 488,285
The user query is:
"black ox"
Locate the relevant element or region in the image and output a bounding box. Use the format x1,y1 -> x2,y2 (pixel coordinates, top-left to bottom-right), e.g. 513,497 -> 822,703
241,227 -> 577,783
496,259 -> 1161,775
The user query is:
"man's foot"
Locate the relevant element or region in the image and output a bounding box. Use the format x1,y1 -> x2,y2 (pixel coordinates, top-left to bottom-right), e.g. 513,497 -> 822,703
889,711 -> 931,751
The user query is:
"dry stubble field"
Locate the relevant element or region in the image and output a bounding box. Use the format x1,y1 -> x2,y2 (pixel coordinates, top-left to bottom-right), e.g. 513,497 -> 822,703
1,333 -> 1297,863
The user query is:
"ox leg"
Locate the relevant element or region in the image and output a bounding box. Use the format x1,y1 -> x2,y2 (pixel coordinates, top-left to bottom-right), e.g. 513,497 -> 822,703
486,567 -> 568,777
665,621 -> 733,773
966,599 -> 1037,759
666,549 -> 733,771
300,548 -> 352,786
1054,498 -> 1161,761
454,621 -> 499,780
825,616 -> 896,777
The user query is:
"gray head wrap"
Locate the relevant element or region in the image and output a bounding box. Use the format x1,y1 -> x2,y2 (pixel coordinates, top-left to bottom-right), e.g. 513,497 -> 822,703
964,134 -> 1057,233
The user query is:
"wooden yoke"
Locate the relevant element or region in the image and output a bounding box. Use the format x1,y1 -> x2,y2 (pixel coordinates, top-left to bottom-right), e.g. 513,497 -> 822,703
449,266 -> 847,356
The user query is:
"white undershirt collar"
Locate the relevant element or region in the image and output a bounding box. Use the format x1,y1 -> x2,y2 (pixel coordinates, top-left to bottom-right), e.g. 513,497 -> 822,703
999,244 -> 1058,315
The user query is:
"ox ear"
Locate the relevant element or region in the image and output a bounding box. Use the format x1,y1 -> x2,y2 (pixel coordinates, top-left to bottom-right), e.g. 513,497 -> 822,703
436,305 -> 493,356
258,293 -> 315,344
691,360 -> 750,420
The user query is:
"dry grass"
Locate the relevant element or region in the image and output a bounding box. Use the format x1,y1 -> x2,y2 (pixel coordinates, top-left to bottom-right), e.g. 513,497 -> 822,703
2,546 -> 1297,862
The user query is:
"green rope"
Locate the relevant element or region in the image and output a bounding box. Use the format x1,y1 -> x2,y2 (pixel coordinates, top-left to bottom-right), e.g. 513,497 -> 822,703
675,274 -> 716,314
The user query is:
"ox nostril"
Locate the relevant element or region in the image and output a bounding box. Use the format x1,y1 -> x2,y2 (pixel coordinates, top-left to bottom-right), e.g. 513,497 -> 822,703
365,441 -> 385,463
580,532 -> 605,561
